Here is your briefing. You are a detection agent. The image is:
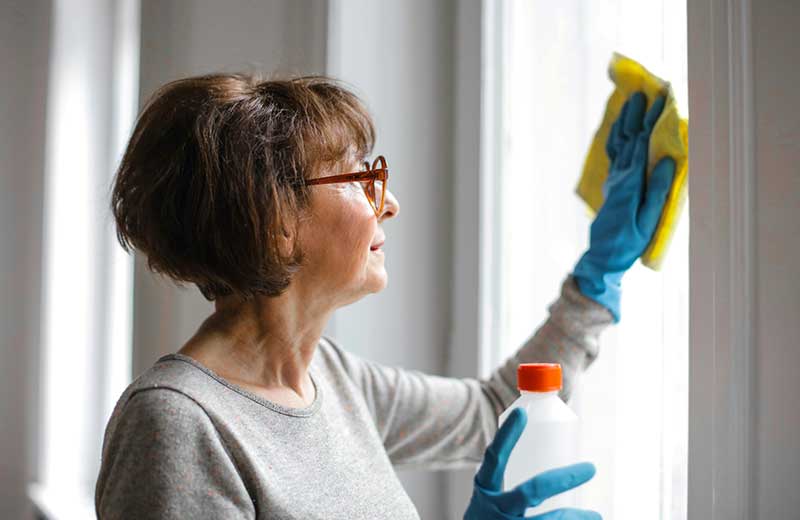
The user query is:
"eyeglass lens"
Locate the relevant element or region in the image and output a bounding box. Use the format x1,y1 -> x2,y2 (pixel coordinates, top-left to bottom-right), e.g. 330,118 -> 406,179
358,162 -> 380,213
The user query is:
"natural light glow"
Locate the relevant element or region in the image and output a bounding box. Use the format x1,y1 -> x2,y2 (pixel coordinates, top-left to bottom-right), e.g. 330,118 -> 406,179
37,2 -> 139,518
42,44 -> 97,494
104,0 -> 139,424
496,1 -> 688,518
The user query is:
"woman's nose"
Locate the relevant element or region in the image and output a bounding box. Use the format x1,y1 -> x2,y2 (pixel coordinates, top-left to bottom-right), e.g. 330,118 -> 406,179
379,188 -> 400,221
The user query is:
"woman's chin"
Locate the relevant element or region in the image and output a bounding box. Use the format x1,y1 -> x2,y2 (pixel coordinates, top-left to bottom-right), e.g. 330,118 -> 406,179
373,273 -> 388,292
367,268 -> 388,293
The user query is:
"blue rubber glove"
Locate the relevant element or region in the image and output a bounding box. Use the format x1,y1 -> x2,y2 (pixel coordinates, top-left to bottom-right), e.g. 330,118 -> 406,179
573,92 -> 677,322
464,408 -> 601,519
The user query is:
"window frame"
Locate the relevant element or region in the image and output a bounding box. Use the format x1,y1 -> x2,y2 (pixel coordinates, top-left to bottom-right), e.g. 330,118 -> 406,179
29,1 -> 139,518
686,0 -> 757,518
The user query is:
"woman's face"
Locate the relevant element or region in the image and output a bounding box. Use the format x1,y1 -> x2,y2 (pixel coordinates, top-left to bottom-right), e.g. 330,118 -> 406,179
295,157 -> 400,308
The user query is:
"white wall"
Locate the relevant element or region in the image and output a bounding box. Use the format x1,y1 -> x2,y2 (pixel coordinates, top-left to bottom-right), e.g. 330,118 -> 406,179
0,1 -> 51,518
325,1 -> 456,517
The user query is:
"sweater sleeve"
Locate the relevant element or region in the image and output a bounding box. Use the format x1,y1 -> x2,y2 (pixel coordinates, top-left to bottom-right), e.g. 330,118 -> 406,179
95,388 -> 255,519
326,276 -> 613,471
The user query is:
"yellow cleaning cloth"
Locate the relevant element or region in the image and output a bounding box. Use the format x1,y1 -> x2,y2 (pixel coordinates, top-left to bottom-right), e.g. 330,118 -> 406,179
577,53 -> 689,270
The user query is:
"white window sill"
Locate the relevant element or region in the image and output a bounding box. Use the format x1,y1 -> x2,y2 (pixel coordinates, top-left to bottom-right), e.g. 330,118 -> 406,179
28,483 -> 95,520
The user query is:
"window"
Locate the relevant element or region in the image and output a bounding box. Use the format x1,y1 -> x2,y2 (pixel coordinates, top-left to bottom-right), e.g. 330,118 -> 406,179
491,1 -> 688,518
29,2 -> 139,517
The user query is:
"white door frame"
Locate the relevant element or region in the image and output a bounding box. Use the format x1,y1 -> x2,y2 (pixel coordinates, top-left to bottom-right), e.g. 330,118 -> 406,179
687,0 -> 757,518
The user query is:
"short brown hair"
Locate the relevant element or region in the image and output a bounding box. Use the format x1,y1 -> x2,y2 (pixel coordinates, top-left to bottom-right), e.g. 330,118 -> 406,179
111,73 -> 375,300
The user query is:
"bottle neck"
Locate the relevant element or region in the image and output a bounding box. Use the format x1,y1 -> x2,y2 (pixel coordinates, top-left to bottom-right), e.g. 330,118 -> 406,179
518,389 -> 560,400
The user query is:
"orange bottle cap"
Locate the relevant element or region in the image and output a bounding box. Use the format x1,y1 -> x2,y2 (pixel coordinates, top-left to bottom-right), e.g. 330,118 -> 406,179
517,363 -> 562,392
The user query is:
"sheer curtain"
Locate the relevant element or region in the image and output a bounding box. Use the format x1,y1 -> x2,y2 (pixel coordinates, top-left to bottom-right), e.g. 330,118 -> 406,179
493,1 -> 688,518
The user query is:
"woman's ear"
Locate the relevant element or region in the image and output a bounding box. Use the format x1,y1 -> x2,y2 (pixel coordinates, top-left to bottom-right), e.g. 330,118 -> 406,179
278,215 -> 307,259
277,226 -> 295,258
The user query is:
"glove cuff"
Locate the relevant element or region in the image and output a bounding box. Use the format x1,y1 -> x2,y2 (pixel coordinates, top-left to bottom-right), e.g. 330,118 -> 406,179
464,479 -> 521,520
572,257 -> 624,322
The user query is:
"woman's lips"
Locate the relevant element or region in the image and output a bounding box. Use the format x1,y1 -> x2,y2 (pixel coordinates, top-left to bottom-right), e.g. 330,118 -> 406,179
370,241 -> 384,251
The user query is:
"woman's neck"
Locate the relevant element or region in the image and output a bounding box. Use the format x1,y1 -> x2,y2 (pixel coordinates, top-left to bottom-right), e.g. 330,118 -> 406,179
178,288 -> 333,406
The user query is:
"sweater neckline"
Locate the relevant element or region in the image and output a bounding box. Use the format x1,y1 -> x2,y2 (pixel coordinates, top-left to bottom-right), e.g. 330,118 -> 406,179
157,352 -> 323,418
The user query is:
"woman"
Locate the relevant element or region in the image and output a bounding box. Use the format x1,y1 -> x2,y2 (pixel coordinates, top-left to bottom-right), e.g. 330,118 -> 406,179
95,73 -> 673,519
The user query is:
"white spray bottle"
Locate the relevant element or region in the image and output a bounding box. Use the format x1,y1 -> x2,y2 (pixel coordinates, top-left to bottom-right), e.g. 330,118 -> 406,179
498,363 -> 579,516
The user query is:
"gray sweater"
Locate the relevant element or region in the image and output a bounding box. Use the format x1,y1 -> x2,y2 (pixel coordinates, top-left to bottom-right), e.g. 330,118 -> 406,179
94,277 -> 612,519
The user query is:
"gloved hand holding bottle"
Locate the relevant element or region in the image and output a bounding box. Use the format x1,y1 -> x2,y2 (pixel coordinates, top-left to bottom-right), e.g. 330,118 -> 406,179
573,92 -> 676,321
464,408 -> 600,519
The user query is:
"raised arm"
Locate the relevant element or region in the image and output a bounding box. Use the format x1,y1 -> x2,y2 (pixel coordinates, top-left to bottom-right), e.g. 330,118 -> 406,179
332,91 -> 676,474
324,275 -> 612,472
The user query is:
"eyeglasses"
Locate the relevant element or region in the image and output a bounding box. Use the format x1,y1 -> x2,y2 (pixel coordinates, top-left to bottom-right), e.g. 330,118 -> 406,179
305,155 -> 389,217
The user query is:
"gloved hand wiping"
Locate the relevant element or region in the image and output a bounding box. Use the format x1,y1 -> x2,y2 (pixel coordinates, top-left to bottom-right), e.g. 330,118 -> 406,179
573,92 -> 676,321
464,408 -> 601,519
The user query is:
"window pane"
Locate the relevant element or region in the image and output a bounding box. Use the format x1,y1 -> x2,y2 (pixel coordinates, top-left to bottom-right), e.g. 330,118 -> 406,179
495,1 -> 688,518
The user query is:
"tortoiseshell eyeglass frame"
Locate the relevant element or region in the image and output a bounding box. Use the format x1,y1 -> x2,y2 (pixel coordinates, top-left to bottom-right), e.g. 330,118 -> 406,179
304,155 -> 389,217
